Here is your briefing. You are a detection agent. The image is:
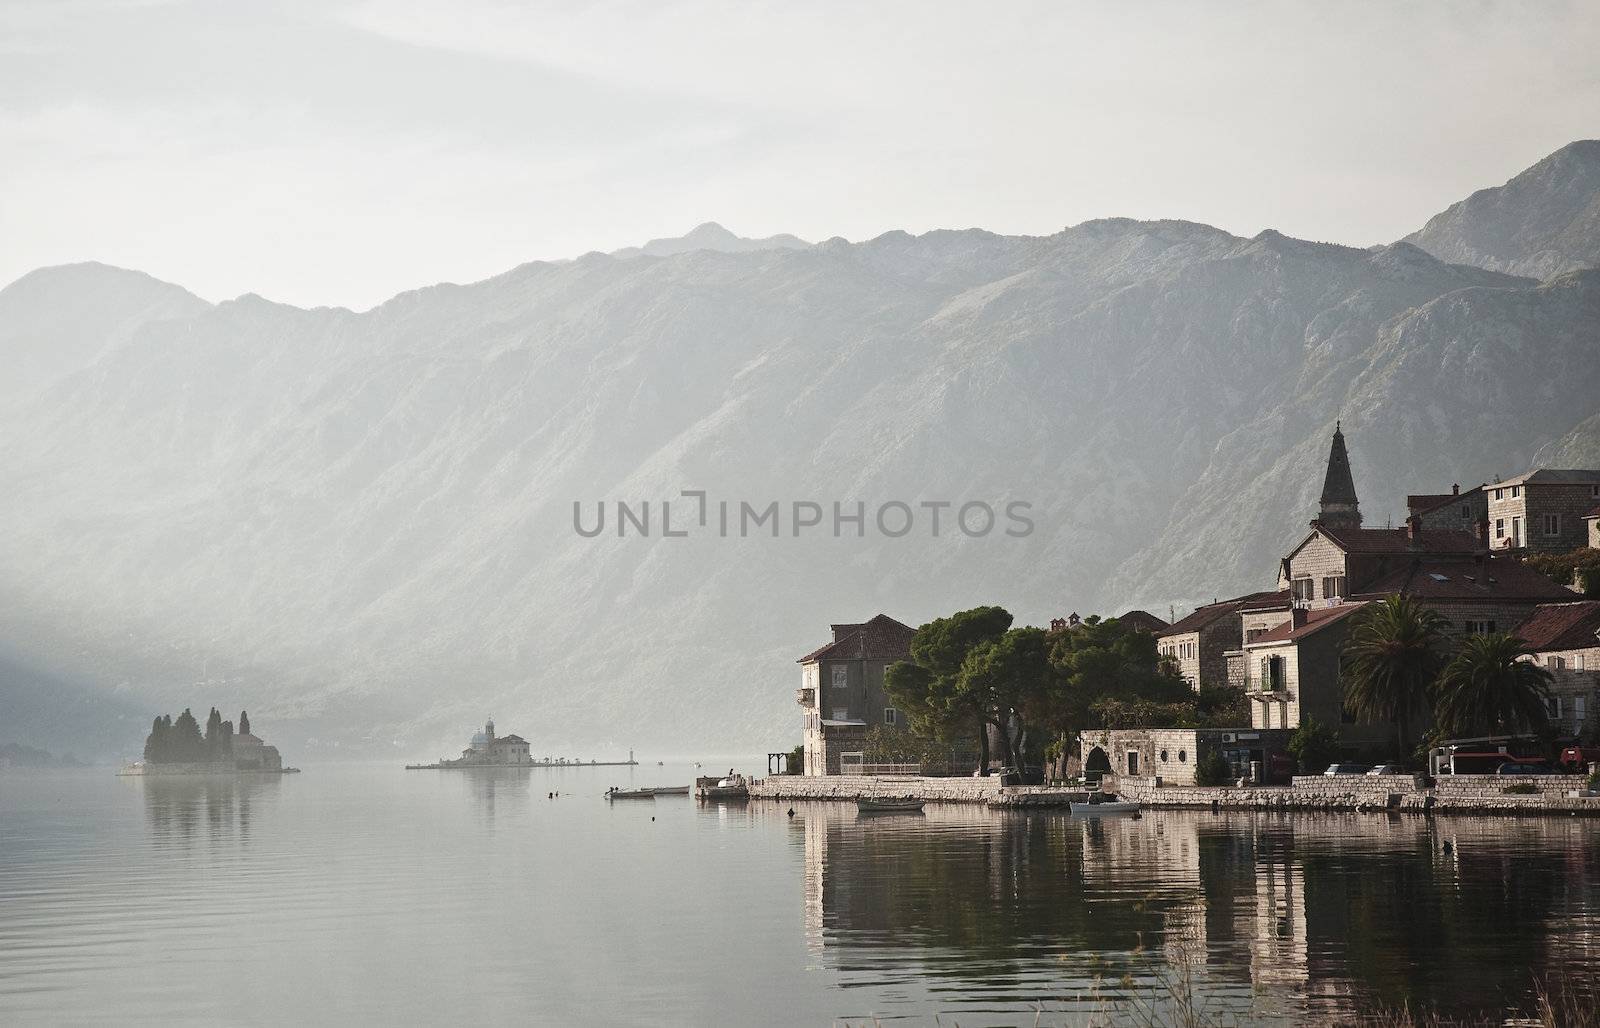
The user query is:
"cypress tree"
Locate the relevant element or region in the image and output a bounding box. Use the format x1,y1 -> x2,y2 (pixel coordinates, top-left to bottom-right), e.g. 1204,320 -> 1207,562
239,711 -> 251,737
172,708 -> 204,762
144,716 -> 167,763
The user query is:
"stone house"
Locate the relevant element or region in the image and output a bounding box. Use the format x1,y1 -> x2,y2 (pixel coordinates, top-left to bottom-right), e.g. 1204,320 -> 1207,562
1407,484 -> 1488,533
1485,469 -> 1600,553
1079,727 -> 1295,785
1514,601 -> 1600,737
1241,602 -> 1376,740
797,614 -> 916,775
1157,591 -> 1284,691
1586,506 -> 1600,549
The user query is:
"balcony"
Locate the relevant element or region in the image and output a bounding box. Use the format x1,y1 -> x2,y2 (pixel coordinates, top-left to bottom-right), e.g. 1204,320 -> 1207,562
796,687 -> 815,708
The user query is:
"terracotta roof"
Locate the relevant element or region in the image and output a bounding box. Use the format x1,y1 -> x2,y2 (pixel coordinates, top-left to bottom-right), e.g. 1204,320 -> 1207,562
1351,557 -> 1574,602
1514,602 -> 1600,652
1114,610 -> 1169,633
1488,469 -> 1600,489
1238,589 -> 1292,613
1246,601 -> 1368,646
1315,523 -> 1480,555
494,735 -> 528,745
1405,484 -> 1484,516
1159,591 -> 1284,637
798,613 -> 916,663
1585,505 -> 1600,519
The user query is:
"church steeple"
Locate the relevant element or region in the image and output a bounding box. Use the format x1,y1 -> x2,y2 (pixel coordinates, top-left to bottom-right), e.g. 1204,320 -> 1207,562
1316,420 -> 1362,529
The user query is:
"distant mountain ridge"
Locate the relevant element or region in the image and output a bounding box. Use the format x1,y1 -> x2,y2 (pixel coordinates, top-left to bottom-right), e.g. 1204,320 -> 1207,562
1404,139 -> 1600,279
1,143 -> 1597,757
611,221 -> 812,259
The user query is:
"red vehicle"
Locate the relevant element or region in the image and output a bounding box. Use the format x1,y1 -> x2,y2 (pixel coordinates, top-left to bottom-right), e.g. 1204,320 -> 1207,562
1559,746 -> 1600,773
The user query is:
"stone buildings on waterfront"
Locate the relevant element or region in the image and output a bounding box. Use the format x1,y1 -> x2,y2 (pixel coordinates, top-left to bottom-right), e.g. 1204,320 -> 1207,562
792,422 -> 1600,777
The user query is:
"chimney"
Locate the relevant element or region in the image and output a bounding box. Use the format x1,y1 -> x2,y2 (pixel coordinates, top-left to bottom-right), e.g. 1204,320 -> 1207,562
1291,607 -> 1308,628
1452,483 -> 1460,495
1405,514 -> 1420,543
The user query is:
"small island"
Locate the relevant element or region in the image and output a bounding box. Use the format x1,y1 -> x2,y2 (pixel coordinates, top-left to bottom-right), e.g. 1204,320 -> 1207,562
405,718 -> 638,769
119,708 -> 295,775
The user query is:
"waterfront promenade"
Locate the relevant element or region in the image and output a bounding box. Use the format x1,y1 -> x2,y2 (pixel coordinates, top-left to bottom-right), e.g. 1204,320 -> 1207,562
749,771 -> 1600,816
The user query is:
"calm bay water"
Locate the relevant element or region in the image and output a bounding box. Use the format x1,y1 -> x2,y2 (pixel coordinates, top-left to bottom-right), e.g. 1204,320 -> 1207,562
2,764 -> 1598,1025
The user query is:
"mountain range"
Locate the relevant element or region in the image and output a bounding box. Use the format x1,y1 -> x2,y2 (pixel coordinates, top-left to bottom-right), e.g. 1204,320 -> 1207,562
2,141 -> 1598,759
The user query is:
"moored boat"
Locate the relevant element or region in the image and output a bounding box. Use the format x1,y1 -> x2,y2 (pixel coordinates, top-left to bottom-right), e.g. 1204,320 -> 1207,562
650,786 -> 690,796
606,787 -> 656,800
857,797 -> 925,813
1069,796 -> 1140,816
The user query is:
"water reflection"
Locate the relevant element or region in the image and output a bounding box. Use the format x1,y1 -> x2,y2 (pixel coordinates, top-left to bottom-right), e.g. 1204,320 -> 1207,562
788,804 -> 1600,1020
142,774 -> 280,848
459,767 -> 532,826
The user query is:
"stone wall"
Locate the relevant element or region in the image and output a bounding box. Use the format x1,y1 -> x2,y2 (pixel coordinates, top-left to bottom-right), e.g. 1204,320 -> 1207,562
749,774 -> 1003,803
1108,772 -> 1597,815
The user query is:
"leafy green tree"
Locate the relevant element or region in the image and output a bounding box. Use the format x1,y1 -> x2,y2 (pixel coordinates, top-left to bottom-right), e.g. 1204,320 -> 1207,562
1343,596 -> 1448,760
957,626 -> 1057,769
1434,633 -> 1554,738
1287,716 -> 1341,774
886,606 -> 1014,772
1194,751 -> 1232,786
1048,615 -> 1193,748
787,744 -> 803,775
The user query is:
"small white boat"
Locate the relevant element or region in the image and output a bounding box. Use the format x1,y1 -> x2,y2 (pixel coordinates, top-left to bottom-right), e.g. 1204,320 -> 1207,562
1069,798 -> 1141,816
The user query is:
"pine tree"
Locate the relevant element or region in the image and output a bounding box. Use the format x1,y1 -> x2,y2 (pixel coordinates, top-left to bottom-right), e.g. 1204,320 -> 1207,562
143,716 -> 168,763
172,708 -> 204,762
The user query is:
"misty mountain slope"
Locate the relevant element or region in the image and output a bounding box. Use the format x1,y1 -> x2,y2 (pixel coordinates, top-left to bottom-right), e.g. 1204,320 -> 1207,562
1406,139 -> 1600,279
1109,269 -> 1600,608
2,151 -> 1598,755
0,263 -> 210,407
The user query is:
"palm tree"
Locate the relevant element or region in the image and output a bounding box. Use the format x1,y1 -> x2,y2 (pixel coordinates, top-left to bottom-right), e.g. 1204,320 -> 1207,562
1434,633 -> 1554,738
1342,596 -> 1448,762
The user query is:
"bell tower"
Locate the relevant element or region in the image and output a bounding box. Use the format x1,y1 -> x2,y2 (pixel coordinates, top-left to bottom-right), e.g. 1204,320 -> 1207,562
1316,421 -> 1362,529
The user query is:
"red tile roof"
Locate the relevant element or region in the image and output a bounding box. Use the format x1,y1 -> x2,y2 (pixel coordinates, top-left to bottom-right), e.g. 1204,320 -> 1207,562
1351,556 -> 1574,602
1158,591 -> 1285,637
1585,505 -> 1600,519
1315,523 -> 1480,555
1115,609 -> 1170,633
1246,601 -> 1368,645
798,614 -> 916,663
1514,602 -> 1600,652
1406,486 -> 1484,518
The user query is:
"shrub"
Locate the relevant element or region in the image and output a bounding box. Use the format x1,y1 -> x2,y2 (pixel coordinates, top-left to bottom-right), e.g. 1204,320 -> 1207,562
1287,716 -> 1341,774
1588,769 -> 1600,793
1194,751 -> 1233,787
1502,782 -> 1539,795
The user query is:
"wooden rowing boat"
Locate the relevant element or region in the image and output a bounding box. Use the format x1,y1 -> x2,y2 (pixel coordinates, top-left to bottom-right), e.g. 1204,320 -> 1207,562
1069,799 -> 1140,816
605,788 -> 656,800
856,797 -> 925,813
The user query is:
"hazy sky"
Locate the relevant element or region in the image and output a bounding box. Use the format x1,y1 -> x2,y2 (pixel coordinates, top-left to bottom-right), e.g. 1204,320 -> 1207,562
4,0 -> 1599,309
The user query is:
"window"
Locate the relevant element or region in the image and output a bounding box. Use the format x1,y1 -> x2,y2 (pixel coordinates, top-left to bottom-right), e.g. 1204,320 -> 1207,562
1495,518 -> 1506,539
1246,627 -> 1267,643
1547,696 -> 1561,719
1577,696 -> 1588,723
830,707 -> 850,721
1178,750 -> 1187,763
1511,486 -> 1520,498
1160,749 -> 1168,762
831,666 -> 848,689
1493,488 -> 1503,501
1292,577 -> 1313,602
883,707 -> 898,726
1577,654 -> 1586,671
1547,655 -> 1566,670
1543,513 -> 1561,536
1321,575 -> 1346,600
1592,485 -> 1599,499
1465,620 -> 1497,635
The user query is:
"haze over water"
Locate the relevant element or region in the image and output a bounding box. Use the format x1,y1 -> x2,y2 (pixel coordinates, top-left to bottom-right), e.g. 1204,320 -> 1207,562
2,764 -> 1597,1024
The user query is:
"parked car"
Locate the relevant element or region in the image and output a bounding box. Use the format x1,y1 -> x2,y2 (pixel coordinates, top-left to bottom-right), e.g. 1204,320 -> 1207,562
1494,762 -> 1554,775
1367,764 -> 1404,776
1324,763 -> 1372,776
1559,746 -> 1600,773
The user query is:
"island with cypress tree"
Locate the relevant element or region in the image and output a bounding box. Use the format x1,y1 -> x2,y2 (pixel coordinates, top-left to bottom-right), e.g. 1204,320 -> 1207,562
119,708 -> 296,775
